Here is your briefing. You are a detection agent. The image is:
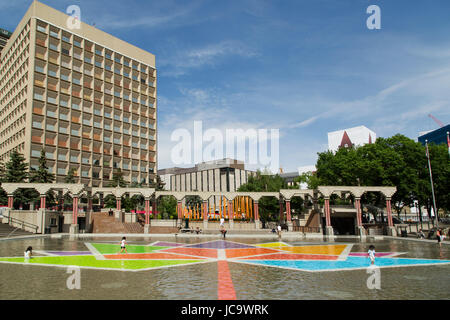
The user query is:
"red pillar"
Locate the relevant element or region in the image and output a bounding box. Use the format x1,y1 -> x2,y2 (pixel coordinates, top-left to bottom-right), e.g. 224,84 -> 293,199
228,200 -> 233,221
7,195 -> 13,209
355,198 -> 362,227
386,198 -> 393,227
40,195 -> 46,210
145,198 -> 150,225
203,201 -> 208,221
72,196 -> 79,225
88,197 -> 93,212
116,197 -> 121,211
254,201 -> 259,220
324,198 -> 331,227
286,200 -> 291,222
177,200 -> 182,219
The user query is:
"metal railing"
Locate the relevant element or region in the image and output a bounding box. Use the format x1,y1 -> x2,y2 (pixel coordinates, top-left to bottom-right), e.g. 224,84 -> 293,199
3,216 -> 39,236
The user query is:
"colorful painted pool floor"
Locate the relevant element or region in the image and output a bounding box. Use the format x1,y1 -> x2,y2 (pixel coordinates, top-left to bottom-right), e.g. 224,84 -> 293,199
0,240 -> 449,273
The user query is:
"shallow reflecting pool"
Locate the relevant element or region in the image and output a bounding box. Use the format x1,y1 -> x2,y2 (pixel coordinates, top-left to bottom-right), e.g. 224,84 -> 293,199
0,236 -> 449,300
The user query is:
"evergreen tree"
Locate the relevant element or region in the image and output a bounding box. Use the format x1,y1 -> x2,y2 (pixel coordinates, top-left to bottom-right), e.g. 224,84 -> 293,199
0,161 -> 7,205
4,150 -> 33,208
5,150 -> 28,183
108,169 -> 127,187
29,149 -> 55,183
65,167 -> 77,184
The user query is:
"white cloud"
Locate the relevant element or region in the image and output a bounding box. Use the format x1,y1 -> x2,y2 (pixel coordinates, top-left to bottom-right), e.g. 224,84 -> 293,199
158,40 -> 259,76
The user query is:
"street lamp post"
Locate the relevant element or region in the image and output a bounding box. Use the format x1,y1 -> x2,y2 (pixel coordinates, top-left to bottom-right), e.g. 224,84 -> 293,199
425,140 -> 439,229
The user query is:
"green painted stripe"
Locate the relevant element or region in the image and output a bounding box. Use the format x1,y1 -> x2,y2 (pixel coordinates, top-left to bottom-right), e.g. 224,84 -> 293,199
0,256 -> 202,270
89,243 -> 169,254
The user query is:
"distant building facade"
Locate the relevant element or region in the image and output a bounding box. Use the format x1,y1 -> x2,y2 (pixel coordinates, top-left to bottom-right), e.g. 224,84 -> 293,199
418,124 -> 450,146
0,2 -> 157,187
0,28 -> 12,52
158,159 -> 256,207
328,126 -> 376,152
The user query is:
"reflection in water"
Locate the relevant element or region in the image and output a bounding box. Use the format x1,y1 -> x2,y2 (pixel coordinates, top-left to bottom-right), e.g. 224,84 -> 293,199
0,237 -> 449,300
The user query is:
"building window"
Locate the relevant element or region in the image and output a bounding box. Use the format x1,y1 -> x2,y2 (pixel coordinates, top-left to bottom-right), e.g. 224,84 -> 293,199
32,121 -> 42,128
31,150 -> 41,157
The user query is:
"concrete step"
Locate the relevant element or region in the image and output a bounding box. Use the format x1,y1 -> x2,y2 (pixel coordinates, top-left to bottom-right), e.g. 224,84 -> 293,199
91,212 -> 144,234
0,223 -> 35,238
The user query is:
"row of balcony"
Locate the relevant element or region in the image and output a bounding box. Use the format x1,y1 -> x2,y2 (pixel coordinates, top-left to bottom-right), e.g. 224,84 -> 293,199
36,23 -> 155,74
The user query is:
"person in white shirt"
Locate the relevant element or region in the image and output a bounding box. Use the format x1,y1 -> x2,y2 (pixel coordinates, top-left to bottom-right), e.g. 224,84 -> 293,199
220,216 -> 225,227
24,246 -> 32,259
368,245 -> 376,265
277,225 -> 282,239
119,237 -> 127,254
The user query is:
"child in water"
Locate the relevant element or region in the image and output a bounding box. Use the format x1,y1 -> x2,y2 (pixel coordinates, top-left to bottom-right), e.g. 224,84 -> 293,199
119,237 -> 127,254
368,245 -> 376,265
24,246 -> 32,259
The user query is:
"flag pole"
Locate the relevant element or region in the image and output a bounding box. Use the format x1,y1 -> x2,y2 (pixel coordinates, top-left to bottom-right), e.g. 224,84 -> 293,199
425,140 -> 439,229
447,131 -> 450,156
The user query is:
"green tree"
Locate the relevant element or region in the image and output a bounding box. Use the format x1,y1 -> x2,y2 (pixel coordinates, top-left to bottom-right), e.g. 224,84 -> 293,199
29,149 -> 56,208
65,167 -> 77,183
425,143 -> 450,217
238,171 -> 287,221
150,175 -> 165,191
108,169 -> 127,187
314,134 -> 450,217
0,161 -> 7,205
4,150 -> 28,183
29,150 -> 55,183
4,150 -> 36,209
159,196 -> 177,219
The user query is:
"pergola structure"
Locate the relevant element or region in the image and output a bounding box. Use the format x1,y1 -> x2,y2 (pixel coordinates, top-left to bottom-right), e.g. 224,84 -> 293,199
1,183 -> 396,236
316,186 -> 397,236
155,191 -> 280,229
91,187 -> 155,232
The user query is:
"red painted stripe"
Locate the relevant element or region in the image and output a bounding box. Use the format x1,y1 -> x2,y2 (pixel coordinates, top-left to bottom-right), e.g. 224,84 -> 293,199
217,261 -> 236,300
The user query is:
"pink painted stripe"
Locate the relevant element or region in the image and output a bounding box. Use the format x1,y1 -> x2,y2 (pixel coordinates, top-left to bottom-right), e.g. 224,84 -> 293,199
218,261 -> 236,300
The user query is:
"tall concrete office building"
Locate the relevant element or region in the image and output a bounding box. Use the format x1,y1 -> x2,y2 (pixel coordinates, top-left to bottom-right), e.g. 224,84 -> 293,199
0,28 -> 12,52
0,1 -> 157,187
158,159 -> 256,208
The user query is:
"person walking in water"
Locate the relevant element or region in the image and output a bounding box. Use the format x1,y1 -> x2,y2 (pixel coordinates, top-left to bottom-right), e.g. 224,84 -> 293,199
119,237 -> 127,254
24,246 -> 32,259
368,245 -> 376,265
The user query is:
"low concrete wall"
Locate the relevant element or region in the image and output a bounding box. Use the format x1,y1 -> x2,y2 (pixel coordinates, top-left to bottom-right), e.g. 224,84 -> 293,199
124,212 -> 137,223
3,209 -> 61,234
150,219 -> 178,227
184,221 -> 257,230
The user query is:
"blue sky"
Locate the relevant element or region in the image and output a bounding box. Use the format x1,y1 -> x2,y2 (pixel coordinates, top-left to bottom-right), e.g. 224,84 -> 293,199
1,0 -> 450,172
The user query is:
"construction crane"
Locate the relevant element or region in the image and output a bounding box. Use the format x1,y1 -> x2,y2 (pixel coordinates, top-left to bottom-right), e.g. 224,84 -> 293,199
428,114 -> 444,128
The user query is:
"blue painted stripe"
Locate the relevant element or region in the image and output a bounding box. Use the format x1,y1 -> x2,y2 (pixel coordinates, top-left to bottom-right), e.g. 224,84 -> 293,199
241,257 -> 450,271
